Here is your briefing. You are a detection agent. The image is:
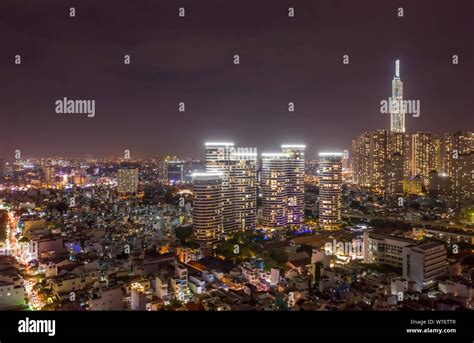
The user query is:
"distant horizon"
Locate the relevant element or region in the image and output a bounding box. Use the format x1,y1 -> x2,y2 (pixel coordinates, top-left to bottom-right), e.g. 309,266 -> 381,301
1,125 -> 472,161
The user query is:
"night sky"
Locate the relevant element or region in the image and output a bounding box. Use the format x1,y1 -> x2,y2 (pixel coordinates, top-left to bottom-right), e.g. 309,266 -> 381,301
0,0 -> 473,159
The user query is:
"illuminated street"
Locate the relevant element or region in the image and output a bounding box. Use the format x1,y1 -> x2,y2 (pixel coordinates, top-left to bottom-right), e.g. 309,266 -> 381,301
5,209 -> 44,310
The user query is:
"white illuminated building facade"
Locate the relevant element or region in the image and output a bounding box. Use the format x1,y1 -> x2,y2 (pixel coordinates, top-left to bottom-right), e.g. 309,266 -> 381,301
192,172 -> 223,245
233,150 -> 258,231
281,145 -> 305,227
390,59 -> 405,133
261,153 -> 289,229
205,142 -> 234,173
202,142 -> 257,235
204,142 -> 236,233
318,152 -> 342,229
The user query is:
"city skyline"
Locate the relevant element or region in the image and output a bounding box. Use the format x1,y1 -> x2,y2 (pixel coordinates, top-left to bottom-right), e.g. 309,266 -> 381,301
1,1 -> 473,338
1,0 -> 473,159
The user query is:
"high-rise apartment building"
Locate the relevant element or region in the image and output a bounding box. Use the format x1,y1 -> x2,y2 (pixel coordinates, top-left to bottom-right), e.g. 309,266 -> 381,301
192,172 -> 223,245
444,131 -> 473,203
389,131 -> 410,179
386,152 -> 405,194
281,145 -> 305,227
204,142 -> 236,233
352,130 -> 409,194
117,164 -> 139,194
411,133 -> 442,187
203,143 -> 257,234
233,150 -> 258,231
205,142 -> 234,173
261,153 -> 289,229
318,152 -> 342,229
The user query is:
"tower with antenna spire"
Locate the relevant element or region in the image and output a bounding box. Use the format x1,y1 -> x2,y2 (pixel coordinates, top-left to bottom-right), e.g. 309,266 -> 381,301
390,59 -> 405,133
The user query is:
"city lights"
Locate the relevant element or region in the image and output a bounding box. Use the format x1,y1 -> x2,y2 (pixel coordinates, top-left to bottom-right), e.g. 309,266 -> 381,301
0,1 -> 472,339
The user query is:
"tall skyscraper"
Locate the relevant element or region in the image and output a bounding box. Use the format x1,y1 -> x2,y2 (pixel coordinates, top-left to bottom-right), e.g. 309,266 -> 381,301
203,142 -> 257,234
352,130 -> 409,193
117,164 -> 139,194
444,131 -> 474,203
261,153 -> 289,229
411,133 -> 442,187
233,150 -> 258,231
390,131 -> 410,179
390,59 -> 405,133
205,142 -> 236,233
318,152 -> 342,229
281,145 -> 305,227
387,152 -> 404,194
353,62 -> 410,191
192,172 -> 223,245
205,142 -> 234,173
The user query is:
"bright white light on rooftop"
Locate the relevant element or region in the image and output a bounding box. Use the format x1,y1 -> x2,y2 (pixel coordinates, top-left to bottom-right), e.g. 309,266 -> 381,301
261,153 -> 289,157
281,144 -> 306,149
319,152 -> 343,156
204,142 -> 234,146
192,172 -> 223,177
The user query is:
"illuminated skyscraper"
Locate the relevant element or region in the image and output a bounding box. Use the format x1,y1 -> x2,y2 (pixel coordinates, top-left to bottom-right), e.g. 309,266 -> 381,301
204,142 -> 236,233
261,153 -> 289,229
352,130 -> 409,193
117,164 -> 139,194
204,142 -> 257,234
389,131 -> 410,179
387,152 -> 404,194
192,172 -> 223,245
205,142 -> 234,173
444,131 -> 474,203
411,133 -> 442,187
318,152 -> 342,229
281,145 -> 305,227
390,59 -> 405,133
352,133 -> 371,187
233,150 -> 258,231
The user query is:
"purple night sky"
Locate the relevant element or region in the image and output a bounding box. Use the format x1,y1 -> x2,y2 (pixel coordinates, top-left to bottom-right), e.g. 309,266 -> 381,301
0,0 -> 473,159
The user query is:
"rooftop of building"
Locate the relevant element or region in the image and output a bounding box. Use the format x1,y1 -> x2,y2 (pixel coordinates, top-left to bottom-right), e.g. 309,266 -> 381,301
366,231 -> 415,244
412,241 -> 445,251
